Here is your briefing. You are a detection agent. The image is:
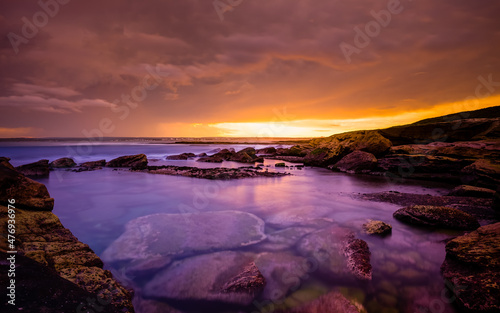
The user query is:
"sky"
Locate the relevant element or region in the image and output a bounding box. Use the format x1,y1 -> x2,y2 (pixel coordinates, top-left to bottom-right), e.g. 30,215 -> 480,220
1,0 -> 500,138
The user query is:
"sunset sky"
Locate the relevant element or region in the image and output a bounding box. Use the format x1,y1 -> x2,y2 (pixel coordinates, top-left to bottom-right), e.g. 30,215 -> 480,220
1,0 -> 500,138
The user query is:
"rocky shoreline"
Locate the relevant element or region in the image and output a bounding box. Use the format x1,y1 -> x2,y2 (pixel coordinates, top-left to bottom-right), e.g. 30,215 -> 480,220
2,106 -> 500,312
1,158 -> 134,312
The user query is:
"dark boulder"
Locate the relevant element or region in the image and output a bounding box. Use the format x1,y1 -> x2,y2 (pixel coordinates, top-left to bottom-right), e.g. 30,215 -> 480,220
50,157 -> 76,168
15,159 -> 50,177
106,154 -> 148,169
333,150 -> 377,173
448,185 -> 496,198
393,205 -> 480,230
0,159 -> 54,211
441,222 -> 500,312
166,153 -> 196,160
256,147 -> 277,154
461,159 -> 500,188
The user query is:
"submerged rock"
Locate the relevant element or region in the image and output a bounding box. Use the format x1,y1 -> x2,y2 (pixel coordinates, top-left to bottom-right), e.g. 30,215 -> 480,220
102,211 -> 266,265
277,291 -> 363,313
254,252 -> 310,301
0,159 -> 54,211
333,150 -> 377,174
145,165 -> 290,180
50,157 -> 76,168
441,222 -> 500,312
15,159 -> 50,176
393,205 -> 480,230
106,154 -> 148,169
448,185 -> 496,198
362,220 -> 392,236
144,251 -> 261,306
297,226 -> 372,280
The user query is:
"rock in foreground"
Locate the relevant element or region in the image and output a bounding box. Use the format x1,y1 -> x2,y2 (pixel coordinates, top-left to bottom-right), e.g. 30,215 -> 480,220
106,154 -> 148,169
15,159 -> 50,176
0,159 -> 54,211
144,251 -> 262,306
441,222 -> 500,312
362,220 -> 392,236
102,211 -> 266,265
448,185 -> 496,198
277,291 -> 363,313
393,205 -> 480,230
297,226 -> 372,280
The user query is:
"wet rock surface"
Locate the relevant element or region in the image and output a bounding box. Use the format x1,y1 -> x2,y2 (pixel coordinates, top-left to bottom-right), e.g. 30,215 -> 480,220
332,150 -> 377,174
144,165 -> 290,180
80,159 -> 106,168
166,153 -> 196,160
50,157 -> 76,168
362,220 -> 392,236
448,185 -> 496,198
0,251 -> 123,313
276,291 -> 363,313
0,159 -> 54,211
393,205 -> 480,230
102,211 -> 267,265
15,159 -> 50,176
359,191 -> 496,220
441,222 -> 500,312
0,206 -> 134,312
106,153 -> 148,169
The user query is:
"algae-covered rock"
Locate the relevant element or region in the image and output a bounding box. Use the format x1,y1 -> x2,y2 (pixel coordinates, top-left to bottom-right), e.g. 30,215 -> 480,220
362,220 -> 392,236
393,205 -> 480,230
441,222 -> 500,312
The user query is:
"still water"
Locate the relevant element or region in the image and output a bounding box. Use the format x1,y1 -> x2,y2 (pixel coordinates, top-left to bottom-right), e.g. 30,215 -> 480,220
1,142 -> 463,313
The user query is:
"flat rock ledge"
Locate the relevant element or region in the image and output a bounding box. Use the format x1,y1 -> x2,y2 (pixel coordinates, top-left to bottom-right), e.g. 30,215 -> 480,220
393,205 -> 480,230
142,165 -> 291,180
441,222 -> 500,312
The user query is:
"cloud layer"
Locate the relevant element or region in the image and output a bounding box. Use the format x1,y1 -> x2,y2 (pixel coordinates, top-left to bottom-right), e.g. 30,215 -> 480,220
1,0 -> 499,137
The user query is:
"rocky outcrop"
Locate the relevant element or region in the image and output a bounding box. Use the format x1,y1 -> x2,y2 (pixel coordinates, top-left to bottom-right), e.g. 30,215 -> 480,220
196,148 -> 263,164
145,165 -> 290,180
448,185 -> 496,198
0,251 -> 123,313
362,220 -> 392,236
0,157 -> 15,170
15,159 -> 50,176
379,117 -> 500,145
296,226 -> 372,280
359,191 -> 496,220
278,130 -> 391,166
102,211 -> 266,269
461,159 -> 500,188
0,158 -> 134,311
0,160 -> 54,211
166,153 -> 195,160
393,205 -> 480,230
106,154 -> 148,169
441,222 -> 500,312
143,251 -> 262,306
333,150 -> 377,173
50,157 -> 76,168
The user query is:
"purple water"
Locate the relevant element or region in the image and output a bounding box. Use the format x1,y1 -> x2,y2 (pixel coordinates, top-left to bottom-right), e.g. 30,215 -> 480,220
1,141 -> 463,313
